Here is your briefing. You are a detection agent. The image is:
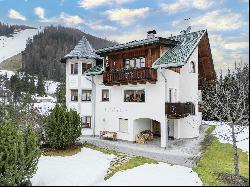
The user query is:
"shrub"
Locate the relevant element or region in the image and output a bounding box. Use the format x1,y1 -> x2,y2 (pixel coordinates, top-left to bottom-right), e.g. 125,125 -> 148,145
0,120 -> 41,186
44,104 -> 81,149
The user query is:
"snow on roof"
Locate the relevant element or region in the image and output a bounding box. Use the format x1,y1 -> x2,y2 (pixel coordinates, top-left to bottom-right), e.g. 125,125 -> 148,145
61,36 -> 101,63
153,30 -> 206,68
96,37 -> 178,54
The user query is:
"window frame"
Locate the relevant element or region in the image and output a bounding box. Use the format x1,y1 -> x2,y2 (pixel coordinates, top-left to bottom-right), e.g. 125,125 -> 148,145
81,116 -> 92,129
124,57 -> 146,69
190,61 -> 196,73
124,89 -> 145,103
71,63 -> 78,75
119,118 -> 128,133
101,89 -> 110,102
82,63 -> 92,74
71,89 -> 78,102
82,90 -> 92,102
169,88 -> 173,103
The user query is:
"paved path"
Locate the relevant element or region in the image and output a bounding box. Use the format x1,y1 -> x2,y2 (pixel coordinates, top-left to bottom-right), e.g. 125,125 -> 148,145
79,125 -> 208,168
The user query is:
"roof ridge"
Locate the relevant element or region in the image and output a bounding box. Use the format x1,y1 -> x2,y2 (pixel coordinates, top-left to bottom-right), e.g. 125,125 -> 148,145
152,30 -> 206,68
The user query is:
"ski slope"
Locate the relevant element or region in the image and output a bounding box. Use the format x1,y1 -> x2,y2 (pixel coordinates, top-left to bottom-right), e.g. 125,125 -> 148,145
0,29 -> 39,63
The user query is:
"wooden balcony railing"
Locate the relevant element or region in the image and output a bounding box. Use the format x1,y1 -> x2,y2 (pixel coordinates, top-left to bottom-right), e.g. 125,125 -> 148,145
165,102 -> 195,119
103,67 -> 157,86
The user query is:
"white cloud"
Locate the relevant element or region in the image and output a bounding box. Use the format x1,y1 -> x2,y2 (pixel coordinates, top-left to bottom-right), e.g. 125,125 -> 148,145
59,13 -> 85,25
8,9 -> 26,21
192,10 -> 244,31
78,0 -> 134,9
210,34 -> 249,50
161,0 -> 215,14
34,7 -> 45,19
87,22 -> 117,31
105,7 -> 150,26
107,28 -> 178,43
209,33 -> 249,72
172,9 -> 245,32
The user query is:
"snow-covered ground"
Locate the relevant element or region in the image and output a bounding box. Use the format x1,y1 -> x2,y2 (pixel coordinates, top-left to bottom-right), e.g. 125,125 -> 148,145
0,69 -> 15,79
31,148 -> 114,186
203,121 -> 249,153
44,81 -> 60,95
31,148 -> 202,186
0,69 -> 59,116
101,163 -> 202,186
0,29 -> 39,63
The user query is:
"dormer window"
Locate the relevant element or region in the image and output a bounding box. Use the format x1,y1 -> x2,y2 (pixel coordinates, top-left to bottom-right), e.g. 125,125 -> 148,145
190,61 -> 196,73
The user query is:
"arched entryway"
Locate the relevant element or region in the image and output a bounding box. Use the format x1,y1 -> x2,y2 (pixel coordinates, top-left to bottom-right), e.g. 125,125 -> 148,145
133,118 -> 162,146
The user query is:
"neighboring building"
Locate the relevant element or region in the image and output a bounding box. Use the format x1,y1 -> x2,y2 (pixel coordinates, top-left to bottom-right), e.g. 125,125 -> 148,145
61,30 -> 216,148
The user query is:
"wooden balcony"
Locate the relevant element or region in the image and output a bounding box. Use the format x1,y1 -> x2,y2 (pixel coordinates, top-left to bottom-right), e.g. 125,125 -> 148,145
103,67 -> 157,86
165,102 -> 195,119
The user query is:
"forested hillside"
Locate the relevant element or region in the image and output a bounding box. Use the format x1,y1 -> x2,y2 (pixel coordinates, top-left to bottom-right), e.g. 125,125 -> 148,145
21,26 -> 117,81
0,22 -> 35,37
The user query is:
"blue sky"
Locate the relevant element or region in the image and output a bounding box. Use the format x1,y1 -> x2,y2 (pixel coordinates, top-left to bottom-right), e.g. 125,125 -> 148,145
0,0 -> 249,71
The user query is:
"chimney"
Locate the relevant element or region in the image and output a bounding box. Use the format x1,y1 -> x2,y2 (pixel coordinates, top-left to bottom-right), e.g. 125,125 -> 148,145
147,30 -> 157,39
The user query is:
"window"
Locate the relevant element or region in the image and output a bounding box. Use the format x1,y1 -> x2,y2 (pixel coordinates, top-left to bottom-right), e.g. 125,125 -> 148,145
71,63 -> 78,75
82,63 -> 92,74
190,61 -> 196,73
125,59 -> 130,69
119,118 -> 128,133
81,116 -> 91,128
124,89 -> 145,102
71,90 -> 78,101
102,89 -> 110,102
169,88 -> 173,103
82,90 -> 92,101
124,57 -> 145,69
190,103 -> 195,115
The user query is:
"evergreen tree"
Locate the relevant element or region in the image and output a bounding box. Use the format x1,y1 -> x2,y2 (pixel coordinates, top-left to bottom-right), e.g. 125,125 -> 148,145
0,120 -> 41,186
202,64 -> 249,177
44,104 -> 81,149
37,74 -> 46,97
21,72 -> 30,93
29,77 -> 36,95
55,82 -> 66,105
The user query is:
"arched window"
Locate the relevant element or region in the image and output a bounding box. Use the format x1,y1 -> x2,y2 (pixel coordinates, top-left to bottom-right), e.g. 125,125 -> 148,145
190,61 -> 196,73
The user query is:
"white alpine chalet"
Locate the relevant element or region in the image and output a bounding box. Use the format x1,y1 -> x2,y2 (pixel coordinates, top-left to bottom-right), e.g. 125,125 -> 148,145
61,30 -> 216,148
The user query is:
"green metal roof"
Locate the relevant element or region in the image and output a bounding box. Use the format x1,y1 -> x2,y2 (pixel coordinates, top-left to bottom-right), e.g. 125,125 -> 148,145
152,30 -> 206,69
84,64 -> 104,76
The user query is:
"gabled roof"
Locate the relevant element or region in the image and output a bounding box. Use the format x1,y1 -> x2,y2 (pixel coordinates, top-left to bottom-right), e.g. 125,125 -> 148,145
96,37 -> 178,55
84,64 -> 104,76
61,36 -> 101,63
152,30 -> 206,68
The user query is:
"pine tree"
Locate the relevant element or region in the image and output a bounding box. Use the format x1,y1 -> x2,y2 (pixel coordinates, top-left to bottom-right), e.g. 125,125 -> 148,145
0,120 -> 41,186
37,74 -> 46,97
55,82 -> 66,105
44,104 -> 81,149
29,77 -> 36,95
21,72 -> 29,93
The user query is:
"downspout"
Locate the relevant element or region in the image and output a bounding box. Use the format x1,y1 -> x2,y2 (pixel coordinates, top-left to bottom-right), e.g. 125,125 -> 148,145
160,66 -> 168,149
91,75 -> 96,137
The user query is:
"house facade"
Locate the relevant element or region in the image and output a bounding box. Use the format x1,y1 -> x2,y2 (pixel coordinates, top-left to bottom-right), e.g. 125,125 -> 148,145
61,30 -> 216,148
